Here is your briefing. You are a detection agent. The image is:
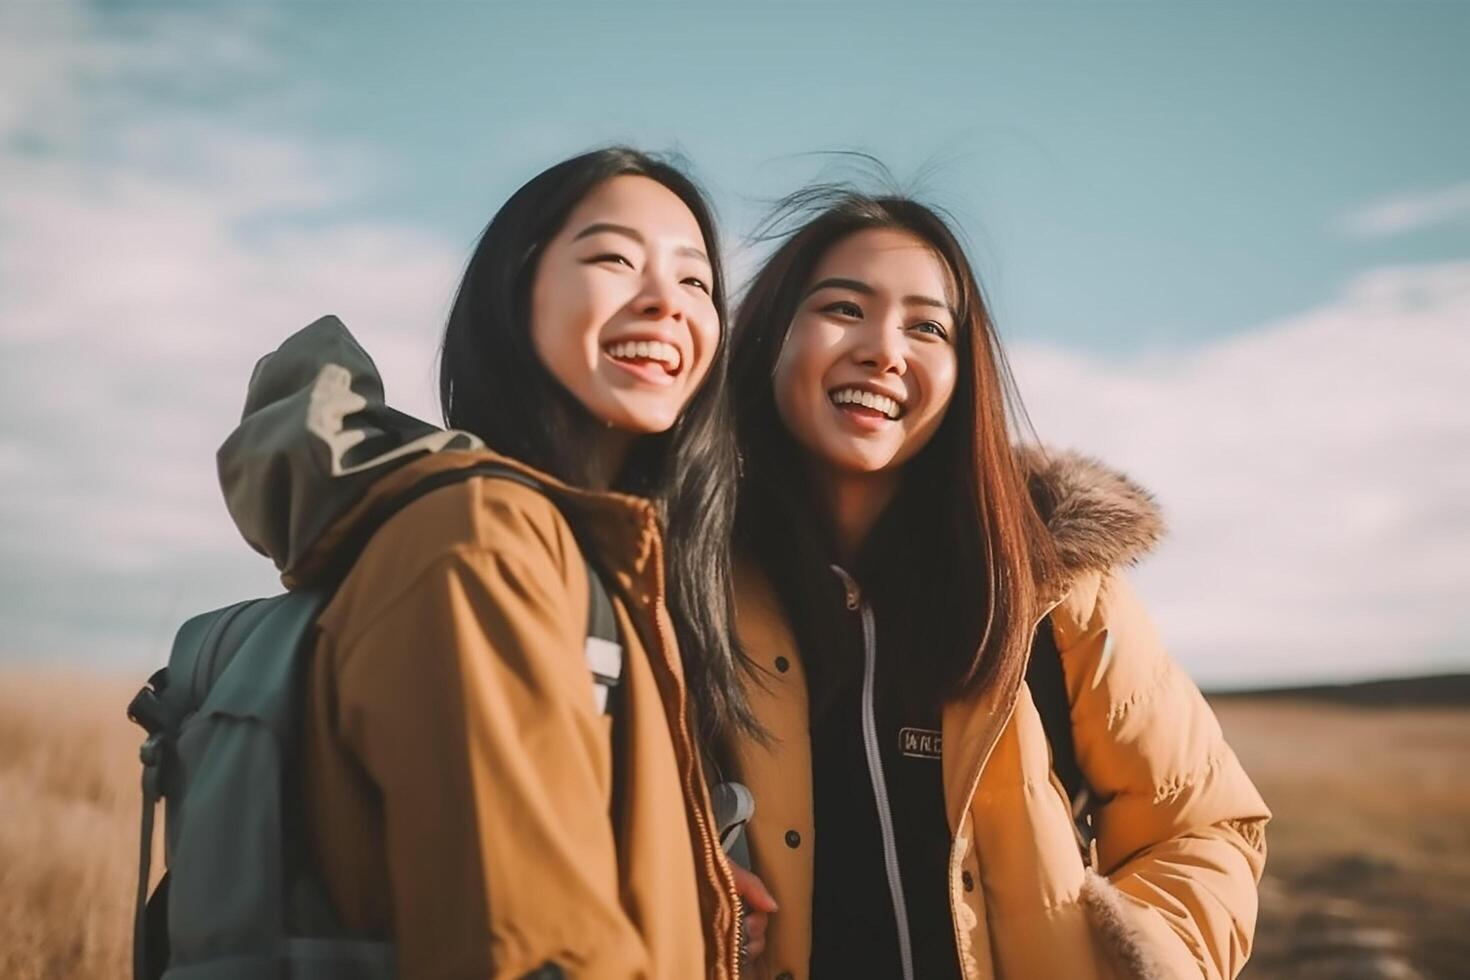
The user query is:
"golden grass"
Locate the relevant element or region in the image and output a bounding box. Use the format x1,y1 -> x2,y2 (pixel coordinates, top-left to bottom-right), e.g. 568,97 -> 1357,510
1215,700 -> 1470,873
1,670 -> 1466,978
0,670 -> 150,980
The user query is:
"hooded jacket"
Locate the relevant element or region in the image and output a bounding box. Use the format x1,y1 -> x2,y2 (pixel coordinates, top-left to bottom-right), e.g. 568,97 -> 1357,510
728,452 -> 1271,980
216,317 -> 741,979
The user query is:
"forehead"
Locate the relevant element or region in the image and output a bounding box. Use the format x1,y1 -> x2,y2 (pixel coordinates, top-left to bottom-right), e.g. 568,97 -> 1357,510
561,174 -> 706,245
812,227 -> 955,304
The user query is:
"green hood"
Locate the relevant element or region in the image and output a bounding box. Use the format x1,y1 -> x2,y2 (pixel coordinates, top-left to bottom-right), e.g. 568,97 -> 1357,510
217,315 -> 480,582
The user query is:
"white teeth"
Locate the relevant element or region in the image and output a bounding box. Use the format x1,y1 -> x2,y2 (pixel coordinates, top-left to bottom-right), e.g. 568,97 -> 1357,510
605,340 -> 681,372
830,387 -> 901,419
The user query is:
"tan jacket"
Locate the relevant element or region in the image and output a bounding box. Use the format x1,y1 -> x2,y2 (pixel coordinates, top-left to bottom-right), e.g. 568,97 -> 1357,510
218,319 -> 740,978
729,452 -> 1271,980
299,450 -> 741,979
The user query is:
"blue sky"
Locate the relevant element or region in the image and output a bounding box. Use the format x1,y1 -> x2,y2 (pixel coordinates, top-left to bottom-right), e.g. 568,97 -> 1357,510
234,2 -> 1470,347
1,1 -> 1466,686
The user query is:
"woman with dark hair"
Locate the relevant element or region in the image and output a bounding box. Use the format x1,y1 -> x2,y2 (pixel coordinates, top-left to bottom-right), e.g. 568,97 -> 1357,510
726,191 -> 1270,980
278,147 -> 759,978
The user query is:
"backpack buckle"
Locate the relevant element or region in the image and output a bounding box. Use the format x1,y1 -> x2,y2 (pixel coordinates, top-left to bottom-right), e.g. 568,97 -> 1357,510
139,732 -> 167,802
127,669 -> 171,736
139,732 -> 164,768
128,688 -> 168,736
584,636 -> 622,715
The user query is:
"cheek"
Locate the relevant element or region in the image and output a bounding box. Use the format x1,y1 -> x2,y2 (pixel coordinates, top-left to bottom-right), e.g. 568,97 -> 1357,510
684,303 -> 722,389
530,267 -> 571,358
771,327 -> 816,431
530,269 -> 601,379
528,300 -> 556,380
917,350 -> 959,425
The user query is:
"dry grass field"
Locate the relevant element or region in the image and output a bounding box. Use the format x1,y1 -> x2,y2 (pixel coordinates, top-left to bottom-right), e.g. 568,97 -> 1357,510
1,668 -> 1466,979
1215,697 -> 1470,980
0,671 -> 149,980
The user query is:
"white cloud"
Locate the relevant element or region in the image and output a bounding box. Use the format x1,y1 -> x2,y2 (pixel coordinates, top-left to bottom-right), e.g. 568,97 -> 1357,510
1012,260 -> 1470,687
0,2 -> 463,663
1339,180 -> 1470,239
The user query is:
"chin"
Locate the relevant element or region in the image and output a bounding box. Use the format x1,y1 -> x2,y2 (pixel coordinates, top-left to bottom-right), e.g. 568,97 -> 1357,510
821,442 -> 899,476
609,403 -> 681,435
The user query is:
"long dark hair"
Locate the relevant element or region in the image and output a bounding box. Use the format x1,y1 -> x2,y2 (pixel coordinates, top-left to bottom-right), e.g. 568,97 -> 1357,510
732,188 -> 1056,713
440,146 -> 757,742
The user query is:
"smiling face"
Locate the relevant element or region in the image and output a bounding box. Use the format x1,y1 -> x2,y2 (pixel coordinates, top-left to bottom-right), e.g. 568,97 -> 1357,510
530,174 -> 720,434
772,227 -> 960,480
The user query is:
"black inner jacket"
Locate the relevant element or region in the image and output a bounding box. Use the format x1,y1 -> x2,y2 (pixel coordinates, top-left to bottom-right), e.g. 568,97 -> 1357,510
808,574 -> 963,980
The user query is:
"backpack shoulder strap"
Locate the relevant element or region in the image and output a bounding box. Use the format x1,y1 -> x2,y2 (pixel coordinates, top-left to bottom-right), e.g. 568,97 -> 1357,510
582,565 -> 621,712
357,461 -> 624,713
1025,615 -> 1095,856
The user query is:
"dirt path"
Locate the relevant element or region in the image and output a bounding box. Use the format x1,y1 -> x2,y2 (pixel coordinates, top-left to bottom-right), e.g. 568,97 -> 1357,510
1214,700 -> 1470,979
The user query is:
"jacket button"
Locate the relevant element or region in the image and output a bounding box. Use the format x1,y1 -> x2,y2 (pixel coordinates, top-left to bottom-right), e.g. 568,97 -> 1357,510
774,656 -> 790,673
784,830 -> 801,848
962,870 -> 974,892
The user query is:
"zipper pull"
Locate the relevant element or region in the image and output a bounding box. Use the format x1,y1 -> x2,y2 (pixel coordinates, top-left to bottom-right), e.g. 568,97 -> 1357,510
829,564 -> 861,611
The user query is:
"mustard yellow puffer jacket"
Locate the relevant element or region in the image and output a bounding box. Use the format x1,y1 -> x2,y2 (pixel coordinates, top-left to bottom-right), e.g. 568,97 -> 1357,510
729,451 -> 1271,980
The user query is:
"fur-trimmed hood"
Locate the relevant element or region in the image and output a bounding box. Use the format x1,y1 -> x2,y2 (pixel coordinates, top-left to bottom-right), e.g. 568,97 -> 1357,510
1021,446 -> 1166,595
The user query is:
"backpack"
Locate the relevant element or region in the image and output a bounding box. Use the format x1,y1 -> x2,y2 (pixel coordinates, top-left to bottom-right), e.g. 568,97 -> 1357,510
1026,615 -> 1097,861
125,461 -> 623,980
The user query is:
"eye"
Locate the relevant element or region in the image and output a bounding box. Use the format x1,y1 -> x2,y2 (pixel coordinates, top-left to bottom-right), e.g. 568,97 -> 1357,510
682,275 -> 711,294
587,253 -> 634,269
821,300 -> 863,319
911,320 -> 950,341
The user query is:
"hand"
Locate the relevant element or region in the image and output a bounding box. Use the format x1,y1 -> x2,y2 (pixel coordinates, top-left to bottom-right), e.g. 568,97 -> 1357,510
731,864 -> 778,962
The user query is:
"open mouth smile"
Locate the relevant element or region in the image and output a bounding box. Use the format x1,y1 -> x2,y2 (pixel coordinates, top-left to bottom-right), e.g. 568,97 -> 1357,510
828,385 -> 904,421
603,339 -> 683,385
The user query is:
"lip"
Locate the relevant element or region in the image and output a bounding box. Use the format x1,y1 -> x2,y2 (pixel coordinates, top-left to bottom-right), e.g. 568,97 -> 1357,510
603,348 -> 678,387
601,329 -> 687,383
830,397 -> 897,432
826,380 -> 908,422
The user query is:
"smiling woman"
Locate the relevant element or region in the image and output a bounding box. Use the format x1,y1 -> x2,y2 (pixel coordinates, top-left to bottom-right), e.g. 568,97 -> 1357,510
726,190 -> 1271,980
276,147 -> 759,978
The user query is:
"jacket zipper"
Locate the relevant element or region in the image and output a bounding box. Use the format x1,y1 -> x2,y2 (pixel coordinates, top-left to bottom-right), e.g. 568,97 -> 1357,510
651,587 -> 742,980
833,566 -> 916,980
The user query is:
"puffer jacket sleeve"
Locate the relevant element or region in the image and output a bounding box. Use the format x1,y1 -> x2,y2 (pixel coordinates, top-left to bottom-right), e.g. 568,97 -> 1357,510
325,496 -> 650,979
1055,572 -> 1271,980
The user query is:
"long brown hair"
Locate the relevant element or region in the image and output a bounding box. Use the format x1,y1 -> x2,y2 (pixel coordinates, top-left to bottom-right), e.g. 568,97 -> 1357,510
732,189 -> 1056,711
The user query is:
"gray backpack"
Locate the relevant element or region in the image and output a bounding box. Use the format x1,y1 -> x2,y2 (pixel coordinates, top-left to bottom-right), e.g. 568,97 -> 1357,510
126,462 -> 623,980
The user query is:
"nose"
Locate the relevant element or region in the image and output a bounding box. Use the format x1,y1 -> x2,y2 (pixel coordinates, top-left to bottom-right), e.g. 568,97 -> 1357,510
633,266 -> 686,322
853,314 -> 907,375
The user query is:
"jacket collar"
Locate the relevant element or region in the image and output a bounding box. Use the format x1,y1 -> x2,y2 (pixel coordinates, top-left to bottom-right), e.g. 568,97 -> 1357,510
283,448 -> 660,590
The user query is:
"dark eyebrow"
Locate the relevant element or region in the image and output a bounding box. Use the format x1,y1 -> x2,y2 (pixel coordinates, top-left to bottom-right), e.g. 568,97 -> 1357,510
573,222 -> 644,244
676,244 -> 710,264
806,277 -> 955,318
573,222 -> 709,265
904,294 -> 953,315
805,277 -> 875,298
